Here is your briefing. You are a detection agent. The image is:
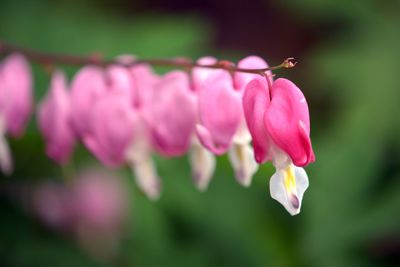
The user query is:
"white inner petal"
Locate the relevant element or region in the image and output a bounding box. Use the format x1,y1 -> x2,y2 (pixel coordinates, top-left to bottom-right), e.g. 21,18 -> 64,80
131,157 -> 162,201
269,143 -> 292,170
228,142 -> 258,187
269,162 -> 309,216
0,115 -> 13,175
189,141 -> 216,191
125,130 -> 162,200
232,118 -> 252,144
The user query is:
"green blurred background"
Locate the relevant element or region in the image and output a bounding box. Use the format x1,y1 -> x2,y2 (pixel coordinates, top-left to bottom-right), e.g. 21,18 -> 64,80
1,0 -> 400,266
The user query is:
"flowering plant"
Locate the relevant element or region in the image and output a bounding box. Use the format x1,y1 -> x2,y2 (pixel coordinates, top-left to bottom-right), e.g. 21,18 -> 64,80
0,40 -> 314,215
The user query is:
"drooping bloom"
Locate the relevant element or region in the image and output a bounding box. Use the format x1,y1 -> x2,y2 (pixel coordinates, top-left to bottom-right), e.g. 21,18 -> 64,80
72,170 -> 129,260
226,56 -> 270,187
82,91 -> 137,168
145,70 -> 196,157
0,53 -> 33,174
194,56 -> 267,187
32,169 -> 129,260
69,63 -> 161,199
182,57 -> 217,191
72,170 -> 129,231
243,77 -> 315,215
32,182 -> 75,231
70,66 -> 107,137
38,71 -> 76,164
70,65 -> 136,167
124,64 -> 163,200
82,66 -> 135,166
196,70 -> 242,155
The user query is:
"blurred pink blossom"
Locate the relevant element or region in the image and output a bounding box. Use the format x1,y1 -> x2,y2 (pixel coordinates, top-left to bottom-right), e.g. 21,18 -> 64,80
146,70 -> 196,157
32,169 -> 129,260
0,53 -> 32,175
82,91 -> 137,168
70,66 -> 107,137
0,53 -> 33,136
38,70 -> 76,164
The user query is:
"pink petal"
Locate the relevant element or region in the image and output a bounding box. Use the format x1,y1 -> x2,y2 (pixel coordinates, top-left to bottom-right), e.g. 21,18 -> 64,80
70,66 -> 107,136
264,78 -> 315,166
0,53 -> 33,137
191,57 -> 218,91
195,124 -> 228,155
72,170 -> 128,228
83,92 -> 136,168
32,183 -> 74,230
106,65 -> 134,97
234,56 -> 271,92
38,71 -> 76,164
129,64 -> 159,108
242,77 -> 271,163
146,71 -> 196,156
197,71 -> 242,154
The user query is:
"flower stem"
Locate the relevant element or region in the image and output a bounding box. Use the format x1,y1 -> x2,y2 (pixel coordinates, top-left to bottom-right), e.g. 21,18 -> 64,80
0,40 -> 296,75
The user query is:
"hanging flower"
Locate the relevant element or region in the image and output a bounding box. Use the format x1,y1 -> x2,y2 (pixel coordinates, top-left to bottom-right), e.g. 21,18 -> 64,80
82,91 -> 137,168
194,56 -> 268,187
38,70 -> 76,164
243,77 -> 315,215
0,53 -> 32,174
145,70 -> 196,156
70,66 -> 107,137
124,63 -> 162,200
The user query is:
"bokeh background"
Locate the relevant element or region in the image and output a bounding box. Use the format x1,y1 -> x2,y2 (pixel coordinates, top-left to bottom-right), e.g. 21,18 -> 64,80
1,0 -> 400,266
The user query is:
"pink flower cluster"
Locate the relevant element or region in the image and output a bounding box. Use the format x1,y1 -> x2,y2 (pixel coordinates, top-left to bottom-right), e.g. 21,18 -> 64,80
0,53 -> 315,215
32,170 -> 129,260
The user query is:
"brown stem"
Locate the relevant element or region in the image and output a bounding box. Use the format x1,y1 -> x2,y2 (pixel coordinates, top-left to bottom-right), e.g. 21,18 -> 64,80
0,40 -> 296,75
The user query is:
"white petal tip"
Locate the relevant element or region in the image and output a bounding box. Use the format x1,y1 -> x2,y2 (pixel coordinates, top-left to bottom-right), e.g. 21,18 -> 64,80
235,169 -> 252,187
270,193 -> 301,216
192,172 -> 210,192
139,177 -> 162,201
0,136 -> 13,176
269,164 -> 309,216
130,158 -> 162,201
227,143 -> 258,188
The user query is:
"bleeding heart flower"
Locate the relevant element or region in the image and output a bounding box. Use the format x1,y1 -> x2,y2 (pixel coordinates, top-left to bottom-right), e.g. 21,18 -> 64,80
191,57 -> 218,91
0,53 -> 33,174
82,91 -> 136,168
193,56 -> 270,187
196,70 -> 242,155
72,170 -> 129,230
71,64 -> 137,168
38,71 -> 76,164
234,55 -> 273,92
146,70 -> 196,157
243,77 -> 315,215
226,56 -> 271,187
177,57 -> 218,191
0,53 -> 33,136
69,62 -> 162,199
123,65 -> 163,200
106,64 -> 135,97
32,182 -> 74,230
70,66 -> 107,137
129,64 -> 160,108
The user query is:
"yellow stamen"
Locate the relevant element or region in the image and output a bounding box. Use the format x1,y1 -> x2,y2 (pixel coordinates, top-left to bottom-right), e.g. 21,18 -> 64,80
284,165 -> 296,192
234,144 -> 245,163
284,165 -> 299,209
